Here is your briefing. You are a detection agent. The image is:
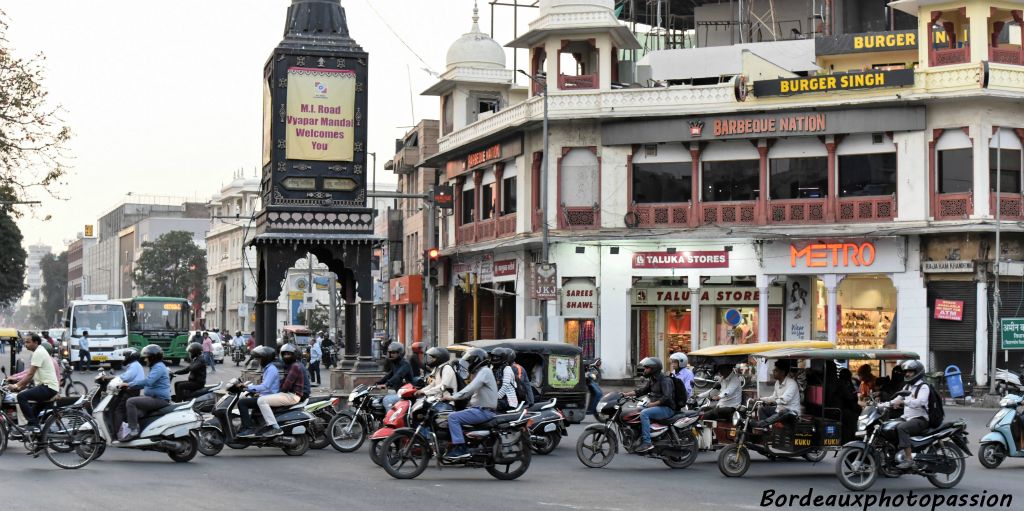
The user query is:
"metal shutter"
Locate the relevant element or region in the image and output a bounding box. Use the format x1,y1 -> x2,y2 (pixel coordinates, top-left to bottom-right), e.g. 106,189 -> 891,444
927,281 -> 977,351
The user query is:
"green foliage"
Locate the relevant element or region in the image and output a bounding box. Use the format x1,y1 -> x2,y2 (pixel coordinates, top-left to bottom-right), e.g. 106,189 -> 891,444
39,250 -> 67,326
0,10 -> 71,201
0,186 -> 26,307
132,231 -> 207,305
303,307 -> 330,334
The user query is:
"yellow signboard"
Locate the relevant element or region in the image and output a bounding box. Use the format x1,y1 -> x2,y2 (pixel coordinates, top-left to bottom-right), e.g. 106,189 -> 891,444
289,291 -> 304,301
163,303 -> 182,311
285,67 -> 355,161
84,225 -> 94,237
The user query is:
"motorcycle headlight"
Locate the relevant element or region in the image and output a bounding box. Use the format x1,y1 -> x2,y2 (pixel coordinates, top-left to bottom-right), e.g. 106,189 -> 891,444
732,411 -> 741,426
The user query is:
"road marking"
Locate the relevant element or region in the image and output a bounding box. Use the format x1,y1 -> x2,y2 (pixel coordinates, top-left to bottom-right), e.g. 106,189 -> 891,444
538,503 -> 623,511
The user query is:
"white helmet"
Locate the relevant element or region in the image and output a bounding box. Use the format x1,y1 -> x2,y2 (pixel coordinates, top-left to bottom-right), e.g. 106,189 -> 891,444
669,352 -> 688,368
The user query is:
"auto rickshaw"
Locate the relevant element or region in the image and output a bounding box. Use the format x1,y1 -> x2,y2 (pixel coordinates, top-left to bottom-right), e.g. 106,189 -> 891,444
1,328 -> 20,374
716,346 -> 921,477
280,325 -> 313,346
448,339 -> 588,423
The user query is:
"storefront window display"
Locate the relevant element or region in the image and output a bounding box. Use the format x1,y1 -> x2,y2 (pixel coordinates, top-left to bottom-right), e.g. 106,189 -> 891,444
814,276 -> 896,369
714,307 -> 782,345
565,319 -> 596,360
664,308 -> 691,354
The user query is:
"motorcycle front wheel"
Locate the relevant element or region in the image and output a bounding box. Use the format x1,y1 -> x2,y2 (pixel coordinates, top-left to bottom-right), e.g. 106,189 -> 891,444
576,428 -> 615,468
487,435 -> 532,480
197,426 -> 224,456
835,446 -> 879,491
327,411 -> 365,452
380,430 -> 430,480
979,442 -> 1007,469
926,442 -> 965,489
717,444 -> 750,477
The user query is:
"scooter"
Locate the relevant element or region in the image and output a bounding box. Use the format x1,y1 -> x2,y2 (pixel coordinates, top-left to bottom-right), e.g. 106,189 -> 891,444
91,373 -> 205,462
979,393 -> 1024,468
197,378 -> 314,457
994,364 -> 1024,397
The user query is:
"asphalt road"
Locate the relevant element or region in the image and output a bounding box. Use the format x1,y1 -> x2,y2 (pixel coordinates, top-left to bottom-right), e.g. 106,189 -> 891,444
2,363 -> 1022,511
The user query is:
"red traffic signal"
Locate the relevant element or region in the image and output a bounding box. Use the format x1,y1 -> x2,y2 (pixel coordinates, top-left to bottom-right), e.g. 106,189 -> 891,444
426,248 -> 440,260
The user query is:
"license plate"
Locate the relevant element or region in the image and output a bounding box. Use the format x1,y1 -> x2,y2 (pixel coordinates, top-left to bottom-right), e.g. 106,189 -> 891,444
93,356 -> 108,362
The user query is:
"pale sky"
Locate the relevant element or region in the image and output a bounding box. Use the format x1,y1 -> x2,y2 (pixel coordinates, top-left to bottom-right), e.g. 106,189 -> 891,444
3,0 -> 534,252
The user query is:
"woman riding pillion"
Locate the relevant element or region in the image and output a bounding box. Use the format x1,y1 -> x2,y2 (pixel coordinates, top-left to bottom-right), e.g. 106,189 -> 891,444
416,347 -> 457,407
122,344 -> 172,442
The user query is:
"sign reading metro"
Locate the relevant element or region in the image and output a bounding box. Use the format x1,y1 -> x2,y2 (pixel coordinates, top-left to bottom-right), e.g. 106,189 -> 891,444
762,238 -> 906,275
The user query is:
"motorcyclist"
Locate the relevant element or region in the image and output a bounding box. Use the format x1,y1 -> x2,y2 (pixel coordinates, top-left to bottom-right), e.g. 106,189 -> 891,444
443,348 -> 498,460
249,343 -> 306,438
697,364 -> 744,421
377,342 -> 414,409
490,347 -> 519,412
112,347 -> 146,436
507,348 -> 534,406
122,345 -> 171,441
669,352 -> 694,396
625,357 -> 675,453
585,358 -> 603,420
417,347 -> 457,408
755,360 -> 801,429
880,359 -> 929,469
172,342 -> 208,401
409,342 -> 425,379
237,346 -> 280,438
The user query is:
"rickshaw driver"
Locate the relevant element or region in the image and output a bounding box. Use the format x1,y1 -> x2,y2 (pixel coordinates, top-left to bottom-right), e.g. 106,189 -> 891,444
755,360 -> 802,429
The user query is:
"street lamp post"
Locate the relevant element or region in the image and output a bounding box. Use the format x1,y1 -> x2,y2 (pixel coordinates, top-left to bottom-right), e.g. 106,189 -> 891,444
991,133 -> 1003,395
518,70 -> 550,341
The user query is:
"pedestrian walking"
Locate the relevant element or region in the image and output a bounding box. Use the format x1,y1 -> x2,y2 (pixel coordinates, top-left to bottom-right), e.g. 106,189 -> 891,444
308,337 -> 322,385
78,331 -> 92,372
202,332 -> 216,373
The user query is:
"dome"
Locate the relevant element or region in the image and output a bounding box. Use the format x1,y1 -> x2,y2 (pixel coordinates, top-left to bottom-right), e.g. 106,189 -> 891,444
539,0 -> 614,17
445,3 -> 506,70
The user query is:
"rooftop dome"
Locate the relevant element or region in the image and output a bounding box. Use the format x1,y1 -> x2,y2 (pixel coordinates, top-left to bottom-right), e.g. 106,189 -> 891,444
445,2 -> 506,70
539,0 -> 615,17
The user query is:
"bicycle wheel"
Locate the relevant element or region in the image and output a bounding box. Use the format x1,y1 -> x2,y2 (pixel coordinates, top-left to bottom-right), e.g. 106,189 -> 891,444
0,421 -> 7,456
66,381 -> 88,398
43,410 -> 102,469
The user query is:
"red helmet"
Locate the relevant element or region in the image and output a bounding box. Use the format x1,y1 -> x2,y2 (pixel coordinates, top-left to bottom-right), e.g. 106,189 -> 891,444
411,342 -> 423,355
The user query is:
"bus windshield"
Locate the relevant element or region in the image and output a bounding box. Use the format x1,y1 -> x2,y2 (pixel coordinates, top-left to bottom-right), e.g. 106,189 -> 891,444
131,300 -> 189,332
71,303 -> 127,336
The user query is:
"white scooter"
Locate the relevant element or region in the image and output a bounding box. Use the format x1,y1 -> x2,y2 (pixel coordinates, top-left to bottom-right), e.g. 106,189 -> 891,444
995,364 -> 1024,397
90,372 -> 206,462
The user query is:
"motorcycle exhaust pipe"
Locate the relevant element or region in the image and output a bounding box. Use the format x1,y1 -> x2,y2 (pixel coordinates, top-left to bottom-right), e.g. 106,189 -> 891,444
277,436 -> 299,448
156,439 -> 186,452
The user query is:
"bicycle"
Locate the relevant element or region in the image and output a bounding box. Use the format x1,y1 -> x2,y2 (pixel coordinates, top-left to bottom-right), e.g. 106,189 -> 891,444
59,359 -> 89,398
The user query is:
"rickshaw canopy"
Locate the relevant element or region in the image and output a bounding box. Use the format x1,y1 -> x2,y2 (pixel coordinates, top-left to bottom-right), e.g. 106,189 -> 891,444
688,340 -> 834,365
0,327 -> 19,341
757,348 -> 920,361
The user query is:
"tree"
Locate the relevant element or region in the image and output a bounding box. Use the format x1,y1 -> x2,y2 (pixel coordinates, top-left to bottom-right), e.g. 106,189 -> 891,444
0,187 -> 26,307
132,231 -> 207,305
39,250 -> 67,326
0,10 -> 72,201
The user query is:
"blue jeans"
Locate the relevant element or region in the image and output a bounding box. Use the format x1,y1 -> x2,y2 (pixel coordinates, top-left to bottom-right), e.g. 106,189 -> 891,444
204,352 -> 216,372
639,406 -> 674,444
587,382 -> 603,416
447,407 -> 495,445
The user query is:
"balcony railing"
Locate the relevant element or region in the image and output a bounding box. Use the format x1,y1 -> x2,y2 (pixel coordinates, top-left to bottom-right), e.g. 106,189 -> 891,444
632,203 -> 690,227
769,198 -> 826,223
497,214 -> 516,237
990,47 -> 1024,66
559,205 -> 600,229
991,192 -> 1024,219
934,192 -> 974,220
558,74 -> 597,90
837,196 -> 896,222
457,223 -> 476,244
701,201 -> 758,225
931,47 -> 970,66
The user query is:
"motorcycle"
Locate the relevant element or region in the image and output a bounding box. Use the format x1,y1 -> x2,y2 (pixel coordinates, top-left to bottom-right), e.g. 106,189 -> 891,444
834,391 -> 971,491
994,363 -> 1024,397
307,394 -> 341,450
230,345 -> 246,367
978,393 -> 1024,468
91,372 -> 205,462
526,399 -> 569,455
327,383 -> 388,452
195,378 -> 315,457
368,383 -> 419,466
576,392 -> 699,469
378,398 -> 532,480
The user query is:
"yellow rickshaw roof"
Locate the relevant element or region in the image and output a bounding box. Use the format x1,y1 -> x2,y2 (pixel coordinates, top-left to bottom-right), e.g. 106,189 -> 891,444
688,340 -> 834,357
0,327 -> 19,339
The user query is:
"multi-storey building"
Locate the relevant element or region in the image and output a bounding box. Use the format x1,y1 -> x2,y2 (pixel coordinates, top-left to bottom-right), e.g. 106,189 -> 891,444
25,243 -> 52,303
422,0 -> 1024,385
67,233 -> 97,301
205,176 -> 261,333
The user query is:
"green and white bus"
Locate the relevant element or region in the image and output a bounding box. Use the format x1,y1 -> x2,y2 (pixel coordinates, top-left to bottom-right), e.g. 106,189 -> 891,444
125,297 -> 191,366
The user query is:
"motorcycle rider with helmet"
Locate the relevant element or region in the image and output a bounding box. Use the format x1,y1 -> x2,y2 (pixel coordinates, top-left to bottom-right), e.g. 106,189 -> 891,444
237,345 -> 280,438
697,364 -> 744,421
249,343 -> 306,438
111,347 -> 146,435
377,342 -> 415,409
490,347 -> 519,412
417,347 -> 458,407
121,344 -> 172,441
880,359 -> 930,469
624,357 -> 675,453
409,342 -> 425,379
669,352 -> 694,396
172,342 -> 208,401
443,348 -> 498,460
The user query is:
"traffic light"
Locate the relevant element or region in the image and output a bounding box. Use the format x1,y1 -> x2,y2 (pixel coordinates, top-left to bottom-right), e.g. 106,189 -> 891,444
426,247 -> 440,261
425,248 -> 441,286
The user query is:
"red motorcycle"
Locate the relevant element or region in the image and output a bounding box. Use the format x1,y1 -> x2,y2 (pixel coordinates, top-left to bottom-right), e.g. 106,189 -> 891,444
368,383 -> 418,466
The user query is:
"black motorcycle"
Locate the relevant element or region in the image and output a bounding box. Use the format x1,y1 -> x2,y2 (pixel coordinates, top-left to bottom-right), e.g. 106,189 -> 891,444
526,399 -> 569,455
835,392 -> 971,491
196,378 -> 314,457
576,392 -> 699,469
378,398 -> 532,480
326,384 -> 388,452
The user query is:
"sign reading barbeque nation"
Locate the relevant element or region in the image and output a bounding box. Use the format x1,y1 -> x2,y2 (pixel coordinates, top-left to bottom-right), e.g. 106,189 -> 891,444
444,136 -> 524,180
754,69 -> 915,97
815,30 -> 918,56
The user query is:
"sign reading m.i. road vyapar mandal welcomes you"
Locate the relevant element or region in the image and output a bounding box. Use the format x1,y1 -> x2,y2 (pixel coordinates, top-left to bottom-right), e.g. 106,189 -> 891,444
286,67 -> 356,161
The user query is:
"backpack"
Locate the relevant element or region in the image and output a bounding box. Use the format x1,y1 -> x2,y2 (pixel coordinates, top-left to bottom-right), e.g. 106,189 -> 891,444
668,375 -> 688,411
513,363 -> 534,406
914,382 -> 944,429
449,360 -> 470,409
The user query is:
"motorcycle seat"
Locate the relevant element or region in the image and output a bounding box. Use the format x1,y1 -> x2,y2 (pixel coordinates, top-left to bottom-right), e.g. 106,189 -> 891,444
917,422 -> 957,437
146,402 -> 192,418
655,411 -> 698,424
271,399 -> 308,413
477,413 -> 522,429
528,399 -> 557,412
307,395 -> 333,404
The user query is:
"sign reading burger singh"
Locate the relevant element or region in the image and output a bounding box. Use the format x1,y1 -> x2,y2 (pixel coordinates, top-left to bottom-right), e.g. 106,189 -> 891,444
633,251 -> 729,269
762,238 -> 906,275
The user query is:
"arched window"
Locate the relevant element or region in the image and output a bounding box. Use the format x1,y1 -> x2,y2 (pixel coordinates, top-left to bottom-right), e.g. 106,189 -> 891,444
936,130 -> 973,194
701,141 -> 760,202
990,128 -> 1023,194
768,138 -> 827,199
632,143 -> 691,204
838,133 -> 897,197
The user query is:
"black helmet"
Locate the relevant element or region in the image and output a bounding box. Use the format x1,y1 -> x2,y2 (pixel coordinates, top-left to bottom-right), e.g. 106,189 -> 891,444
387,342 -> 405,359
141,344 -> 164,365
461,347 -> 489,373
504,348 -> 517,365
900,360 -> 925,385
252,346 -> 276,367
638,357 -> 662,377
425,347 -> 450,368
489,348 -> 507,365
280,343 -> 298,364
187,342 -> 203,359
122,347 -> 140,364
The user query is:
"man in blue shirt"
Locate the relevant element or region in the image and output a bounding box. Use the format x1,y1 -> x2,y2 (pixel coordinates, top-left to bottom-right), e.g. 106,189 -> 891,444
122,345 -> 171,441
77,331 -> 91,372
237,346 -> 280,438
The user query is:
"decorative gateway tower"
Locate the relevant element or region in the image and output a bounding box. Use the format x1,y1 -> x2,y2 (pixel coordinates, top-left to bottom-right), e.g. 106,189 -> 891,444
254,0 -> 379,377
